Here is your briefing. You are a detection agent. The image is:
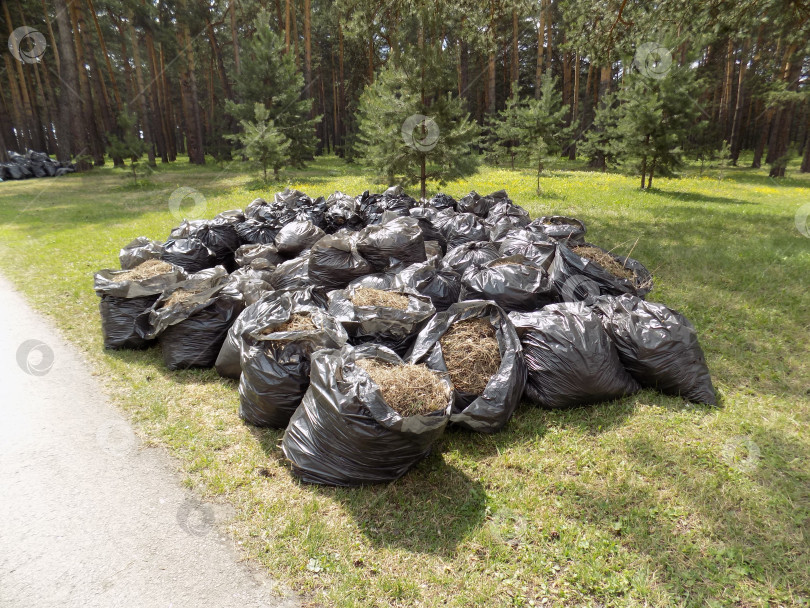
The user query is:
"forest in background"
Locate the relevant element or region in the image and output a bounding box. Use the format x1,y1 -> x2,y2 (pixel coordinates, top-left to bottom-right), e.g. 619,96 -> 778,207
2,0 -> 809,182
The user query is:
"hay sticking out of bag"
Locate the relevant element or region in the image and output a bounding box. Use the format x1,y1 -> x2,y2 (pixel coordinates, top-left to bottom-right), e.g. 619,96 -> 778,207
439,317 -> 501,395
162,285 -> 206,308
357,358 -> 448,416
571,245 -> 635,280
265,313 -> 316,334
489,258 -> 523,268
350,287 -> 410,310
117,259 -> 174,281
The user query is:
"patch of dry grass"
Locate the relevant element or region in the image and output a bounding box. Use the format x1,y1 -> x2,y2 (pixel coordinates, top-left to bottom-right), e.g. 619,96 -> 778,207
116,259 -> 174,281
356,358 -> 449,416
350,287 -> 410,310
439,317 -> 501,394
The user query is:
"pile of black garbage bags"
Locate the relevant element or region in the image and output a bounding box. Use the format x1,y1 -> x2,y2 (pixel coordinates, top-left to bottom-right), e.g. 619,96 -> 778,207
94,186 -> 716,487
0,150 -> 75,181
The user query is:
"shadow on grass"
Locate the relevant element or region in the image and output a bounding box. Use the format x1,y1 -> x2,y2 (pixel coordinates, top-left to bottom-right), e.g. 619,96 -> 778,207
556,425 -> 810,603
249,424 -> 487,557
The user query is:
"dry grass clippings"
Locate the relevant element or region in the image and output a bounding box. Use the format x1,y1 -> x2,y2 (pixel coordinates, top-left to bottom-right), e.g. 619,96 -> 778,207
265,312 -> 316,334
439,317 -> 501,395
116,259 -> 174,281
571,245 -> 635,280
351,288 -> 410,310
162,285 -> 207,308
356,358 -> 448,416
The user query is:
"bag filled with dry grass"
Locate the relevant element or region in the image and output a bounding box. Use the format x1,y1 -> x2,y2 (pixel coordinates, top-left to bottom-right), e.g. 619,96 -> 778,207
308,234 -> 374,289
215,287 -> 328,379
327,285 -> 435,355
550,241 -> 653,300
281,344 -> 451,486
135,267 -> 244,370
94,259 -> 187,350
459,255 -> 557,313
238,298 -> 348,428
409,300 -> 526,433
119,237 -> 164,270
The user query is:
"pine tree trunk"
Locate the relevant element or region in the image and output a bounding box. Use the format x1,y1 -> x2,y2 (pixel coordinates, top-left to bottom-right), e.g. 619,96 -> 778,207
292,0 -> 300,70
801,127 -> 810,173
54,0 -> 91,168
338,19 -> 345,150
178,8 -> 205,165
752,110 -> 772,168
420,155 -> 426,201
86,0 -> 122,113
205,13 -> 233,100
3,56 -> 28,151
303,0 -> 312,97
719,38 -> 735,139
129,17 -> 156,167
41,0 -> 60,73
230,0 -> 241,75
729,38 -> 751,164
568,53 -> 579,160
285,0 -> 291,52
159,44 -> 177,161
535,0 -> 544,99
487,2 -> 496,113
3,1 -> 38,150
511,9 -> 518,90
647,158 -> 656,189
69,1 -> 104,165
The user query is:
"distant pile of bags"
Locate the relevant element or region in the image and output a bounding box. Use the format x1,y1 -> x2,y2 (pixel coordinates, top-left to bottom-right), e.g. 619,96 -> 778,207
0,150 -> 76,181
94,187 -> 716,486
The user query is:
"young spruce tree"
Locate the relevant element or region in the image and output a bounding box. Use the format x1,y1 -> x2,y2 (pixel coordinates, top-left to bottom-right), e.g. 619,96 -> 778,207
226,11 -> 320,167
226,103 -> 291,181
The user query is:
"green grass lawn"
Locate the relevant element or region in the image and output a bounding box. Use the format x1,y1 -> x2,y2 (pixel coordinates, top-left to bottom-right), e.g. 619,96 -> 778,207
1,156 -> 809,607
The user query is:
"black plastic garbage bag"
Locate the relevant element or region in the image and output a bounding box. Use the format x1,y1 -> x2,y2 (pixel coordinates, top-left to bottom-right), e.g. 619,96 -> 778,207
328,285 -> 435,355
94,263 -> 186,349
429,193 -> 457,211
442,241 -> 501,274
160,237 -> 218,273
347,266 -> 402,290
592,295 -> 717,405
281,344 -> 451,486
215,287 -> 329,379
274,221 -> 325,256
244,197 -> 270,220
460,256 -> 557,312
358,190 -> 412,225
527,216 -> 586,244
443,212 -> 491,249
119,237 -> 164,270
550,242 -> 653,300
424,241 -> 443,264
509,304 -> 640,409
214,209 -> 245,225
225,267 -> 272,305
409,300 -> 526,433
457,191 -> 487,216
498,230 -> 556,269
238,299 -> 348,428
395,262 -> 461,312
308,234 -> 374,289
170,220 -> 241,270
269,254 -> 313,291
409,207 -> 448,252
356,217 -> 427,270
323,191 -> 364,233
135,268 -> 244,370
235,218 -> 280,245
234,243 -> 284,268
